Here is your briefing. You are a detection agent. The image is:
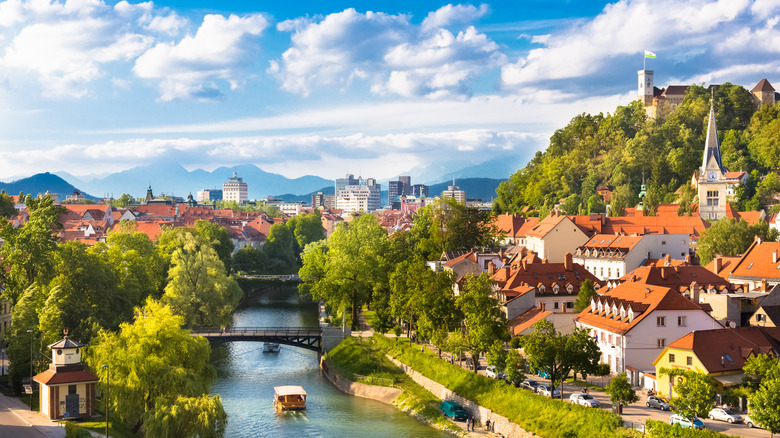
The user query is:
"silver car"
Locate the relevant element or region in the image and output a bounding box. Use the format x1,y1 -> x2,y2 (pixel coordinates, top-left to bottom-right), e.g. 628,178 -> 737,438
708,408 -> 743,424
536,384 -> 561,397
569,393 -> 600,407
646,396 -> 671,410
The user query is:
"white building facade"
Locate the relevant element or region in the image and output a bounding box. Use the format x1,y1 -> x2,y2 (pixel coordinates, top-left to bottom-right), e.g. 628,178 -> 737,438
336,177 -> 381,213
574,234 -> 689,282
223,172 -> 248,203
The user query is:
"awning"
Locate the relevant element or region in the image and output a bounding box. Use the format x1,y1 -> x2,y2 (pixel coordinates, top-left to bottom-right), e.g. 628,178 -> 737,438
713,374 -> 745,387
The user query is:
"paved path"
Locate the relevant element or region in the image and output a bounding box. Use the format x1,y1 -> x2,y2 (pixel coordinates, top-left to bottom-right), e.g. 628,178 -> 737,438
0,392 -> 65,438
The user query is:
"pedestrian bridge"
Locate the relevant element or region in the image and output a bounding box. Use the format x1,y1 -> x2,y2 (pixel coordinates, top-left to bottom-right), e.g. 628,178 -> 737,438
192,326 -> 348,352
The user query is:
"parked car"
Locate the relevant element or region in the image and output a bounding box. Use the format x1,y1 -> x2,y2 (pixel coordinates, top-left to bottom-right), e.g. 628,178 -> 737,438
519,379 -> 540,391
486,366 -> 497,378
745,415 -> 764,429
646,396 -> 671,410
569,393 -> 600,407
669,414 -> 705,429
708,408 -> 743,424
535,369 -> 550,379
536,384 -> 561,398
440,400 -> 467,421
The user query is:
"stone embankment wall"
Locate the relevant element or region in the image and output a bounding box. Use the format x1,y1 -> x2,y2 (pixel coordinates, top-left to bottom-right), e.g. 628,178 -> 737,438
388,356 -> 535,438
320,359 -> 402,405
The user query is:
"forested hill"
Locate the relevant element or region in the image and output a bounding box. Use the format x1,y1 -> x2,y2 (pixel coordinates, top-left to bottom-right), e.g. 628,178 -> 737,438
493,83 -> 780,216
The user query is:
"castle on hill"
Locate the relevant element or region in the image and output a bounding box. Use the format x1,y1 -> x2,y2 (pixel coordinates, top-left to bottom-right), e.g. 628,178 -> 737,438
637,70 -> 778,117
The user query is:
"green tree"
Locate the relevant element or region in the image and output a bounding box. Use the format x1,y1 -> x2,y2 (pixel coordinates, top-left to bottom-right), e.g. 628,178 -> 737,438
660,368 -> 716,419
486,339 -> 507,372
193,220 -> 235,273
504,349 -> 526,385
456,273 -> 508,372
523,320 -> 600,398
161,233 -> 242,328
0,195 -> 65,303
263,222 -> 297,273
286,212 -> 326,256
87,300 -> 224,435
97,226 -> 166,304
110,193 -> 136,208
5,285 -> 46,393
748,377 -> 780,436
232,246 -> 268,274
0,190 -> 16,218
299,215 -> 389,329
697,218 -> 776,265
605,372 -> 639,411
573,279 -> 597,312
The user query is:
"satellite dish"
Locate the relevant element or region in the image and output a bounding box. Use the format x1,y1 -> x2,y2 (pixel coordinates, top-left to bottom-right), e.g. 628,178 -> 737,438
728,321 -> 736,328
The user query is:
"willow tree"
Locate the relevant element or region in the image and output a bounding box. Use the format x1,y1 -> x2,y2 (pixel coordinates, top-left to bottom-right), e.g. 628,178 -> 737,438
87,300 -> 226,436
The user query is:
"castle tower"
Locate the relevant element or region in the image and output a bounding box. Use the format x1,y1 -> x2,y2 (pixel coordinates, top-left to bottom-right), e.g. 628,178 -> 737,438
697,99 -> 728,221
751,79 -> 776,107
638,70 -> 654,106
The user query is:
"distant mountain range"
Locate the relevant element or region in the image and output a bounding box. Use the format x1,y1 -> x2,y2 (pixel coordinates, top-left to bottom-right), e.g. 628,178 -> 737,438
3,159 -> 517,205
56,164 -> 333,200
0,172 -> 99,201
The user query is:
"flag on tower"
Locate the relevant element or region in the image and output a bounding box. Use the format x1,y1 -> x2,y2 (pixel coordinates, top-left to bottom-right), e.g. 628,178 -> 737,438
644,50 -> 657,59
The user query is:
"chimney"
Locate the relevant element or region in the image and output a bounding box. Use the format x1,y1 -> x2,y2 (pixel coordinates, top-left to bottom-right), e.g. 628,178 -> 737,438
661,267 -> 667,280
762,279 -> 768,292
714,257 -> 722,274
488,261 -> 496,275
774,250 -> 778,264
691,282 -> 700,303
564,252 -> 573,271
664,254 -> 672,266
522,259 -> 528,271
685,254 -> 691,264
542,258 -> 548,264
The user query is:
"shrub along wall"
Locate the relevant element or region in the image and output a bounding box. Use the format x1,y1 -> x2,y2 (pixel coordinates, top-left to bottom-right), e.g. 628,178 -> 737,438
645,420 -> 734,438
376,335 -> 633,438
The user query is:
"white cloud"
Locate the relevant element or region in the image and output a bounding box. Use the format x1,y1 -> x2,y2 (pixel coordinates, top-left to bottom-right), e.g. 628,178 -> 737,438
273,5 -> 501,98
501,0 -> 766,88
133,13 -> 268,101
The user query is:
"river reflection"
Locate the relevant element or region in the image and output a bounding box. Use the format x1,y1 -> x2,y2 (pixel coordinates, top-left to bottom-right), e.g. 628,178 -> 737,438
209,287 -> 450,437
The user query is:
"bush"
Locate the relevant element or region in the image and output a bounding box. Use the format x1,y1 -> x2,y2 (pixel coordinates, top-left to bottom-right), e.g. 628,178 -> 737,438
645,419 -> 733,437
64,422 -> 92,438
373,334 -> 630,438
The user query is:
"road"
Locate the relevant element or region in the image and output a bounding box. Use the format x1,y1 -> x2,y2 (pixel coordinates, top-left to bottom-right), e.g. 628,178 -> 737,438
0,390 -> 65,438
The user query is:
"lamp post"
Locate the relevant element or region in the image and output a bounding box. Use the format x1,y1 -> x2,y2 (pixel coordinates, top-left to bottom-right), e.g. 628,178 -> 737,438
26,329 -> 33,411
102,364 -> 109,438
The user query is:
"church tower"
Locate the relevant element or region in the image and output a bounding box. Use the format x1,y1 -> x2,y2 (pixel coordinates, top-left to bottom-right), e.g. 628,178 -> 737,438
638,69 -> 654,106
697,99 -> 728,221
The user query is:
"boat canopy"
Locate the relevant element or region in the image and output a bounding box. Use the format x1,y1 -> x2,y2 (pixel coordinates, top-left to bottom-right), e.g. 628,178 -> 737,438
274,385 -> 307,397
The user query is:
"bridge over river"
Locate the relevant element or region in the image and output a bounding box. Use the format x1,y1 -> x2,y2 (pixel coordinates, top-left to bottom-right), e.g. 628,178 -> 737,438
192,326 -> 349,352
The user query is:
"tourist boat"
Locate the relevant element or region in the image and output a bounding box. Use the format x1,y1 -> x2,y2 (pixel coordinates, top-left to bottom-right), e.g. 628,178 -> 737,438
263,342 -> 281,353
274,385 -> 307,410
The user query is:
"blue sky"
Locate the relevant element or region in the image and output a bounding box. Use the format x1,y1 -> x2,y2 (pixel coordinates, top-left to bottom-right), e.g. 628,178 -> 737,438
0,0 -> 778,182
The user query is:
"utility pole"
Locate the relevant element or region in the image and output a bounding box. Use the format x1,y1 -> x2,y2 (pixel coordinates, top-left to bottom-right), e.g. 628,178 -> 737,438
102,364 -> 109,438
26,329 -> 33,410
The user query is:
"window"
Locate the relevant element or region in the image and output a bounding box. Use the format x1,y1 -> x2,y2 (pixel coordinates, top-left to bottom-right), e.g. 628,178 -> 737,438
669,354 -> 675,363
678,316 -> 687,327
662,240 -> 666,245
566,302 -> 574,309
608,334 -> 613,344
686,356 -> 693,366
607,268 -> 611,278
600,267 -> 604,277
757,314 -> 767,322
657,339 -> 665,348
69,385 -> 77,395
554,302 -> 560,310
657,316 -> 666,327
706,190 -> 719,206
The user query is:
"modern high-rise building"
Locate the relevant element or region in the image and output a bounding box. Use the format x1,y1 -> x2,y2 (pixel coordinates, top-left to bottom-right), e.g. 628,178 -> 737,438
335,174 -> 359,198
411,184 -> 429,198
388,180 -> 404,206
197,189 -> 223,202
223,172 -> 248,203
398,176 -> 411,193
311,192 -> 334,209
442,180 -> 466,204
336,176 -> 381,213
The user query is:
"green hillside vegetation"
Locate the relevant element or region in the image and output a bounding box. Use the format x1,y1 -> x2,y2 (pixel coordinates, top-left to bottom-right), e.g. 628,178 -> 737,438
494,83 -> 780,216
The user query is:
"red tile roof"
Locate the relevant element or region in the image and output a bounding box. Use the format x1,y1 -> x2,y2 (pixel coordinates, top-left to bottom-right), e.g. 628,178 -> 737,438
666,326 -> 780,373
508,307 -> 552,336
34,369 -> 99,386
618,264 -> 732,292
575,282 -> 709,335
752,79 -> 775,93
728,240 -> 780,282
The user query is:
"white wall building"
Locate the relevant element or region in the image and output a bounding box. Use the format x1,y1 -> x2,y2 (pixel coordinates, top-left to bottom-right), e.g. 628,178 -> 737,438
223,172 -> 248,203
575,282 -> 721,382
336,177 -> 381,213
573,234 -> 689,282
525,212 -> 590,263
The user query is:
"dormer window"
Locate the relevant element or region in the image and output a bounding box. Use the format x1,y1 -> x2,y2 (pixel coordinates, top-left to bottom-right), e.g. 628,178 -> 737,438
553,285 -> 559,294
567,284 -> 574,293
539,285 -> 546,293
597,300 -> 603,312
628,308 -> 634,322
591,299 -> 597,312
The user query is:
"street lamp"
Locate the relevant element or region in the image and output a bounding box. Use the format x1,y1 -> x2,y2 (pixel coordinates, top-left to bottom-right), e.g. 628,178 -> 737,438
26,329 -> 32,411
102,364 -> 109,438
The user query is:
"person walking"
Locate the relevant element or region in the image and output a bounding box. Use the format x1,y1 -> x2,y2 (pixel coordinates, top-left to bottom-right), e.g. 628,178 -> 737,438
465,417 -> 470,431
486,419 -> 491,431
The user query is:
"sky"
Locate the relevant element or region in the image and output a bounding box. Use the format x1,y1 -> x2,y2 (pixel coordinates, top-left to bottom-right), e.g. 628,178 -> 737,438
1,0 -> 779,182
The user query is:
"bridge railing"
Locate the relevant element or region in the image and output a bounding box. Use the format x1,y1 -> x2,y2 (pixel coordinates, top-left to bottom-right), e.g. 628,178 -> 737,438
191,326 -> 321,336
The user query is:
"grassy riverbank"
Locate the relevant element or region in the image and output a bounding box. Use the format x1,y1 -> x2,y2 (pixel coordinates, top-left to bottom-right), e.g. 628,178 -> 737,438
324,336 -> 462,435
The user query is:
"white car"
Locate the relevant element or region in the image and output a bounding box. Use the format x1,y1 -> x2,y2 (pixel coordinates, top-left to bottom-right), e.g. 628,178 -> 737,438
569,393 -> 600,407
745,415 -> 763,429
536,384 -> 561,397
486,366 -> 497,378
708,408 -> 743,424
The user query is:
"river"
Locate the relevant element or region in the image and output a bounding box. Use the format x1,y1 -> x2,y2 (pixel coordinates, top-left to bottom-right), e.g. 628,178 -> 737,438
209,286 -> 450,437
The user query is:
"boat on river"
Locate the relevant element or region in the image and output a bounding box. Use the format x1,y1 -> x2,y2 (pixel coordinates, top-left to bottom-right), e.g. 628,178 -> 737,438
263,342 -> 281,353
274,385 -> 307,410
